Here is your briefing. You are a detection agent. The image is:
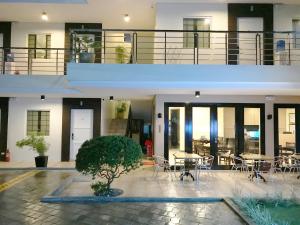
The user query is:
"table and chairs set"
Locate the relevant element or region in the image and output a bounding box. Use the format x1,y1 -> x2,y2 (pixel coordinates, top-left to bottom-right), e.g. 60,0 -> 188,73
230,153 -> 300,182
153,152 -> 214,181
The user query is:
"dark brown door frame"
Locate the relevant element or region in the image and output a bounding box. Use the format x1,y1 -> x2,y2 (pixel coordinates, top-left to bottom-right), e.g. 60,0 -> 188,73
228,4 -> 274,65
0,97 -> 9,161
64,23 -> 102,74
61,98 -> 101,161
164,103 -> 266,166
274,104 -> 300,156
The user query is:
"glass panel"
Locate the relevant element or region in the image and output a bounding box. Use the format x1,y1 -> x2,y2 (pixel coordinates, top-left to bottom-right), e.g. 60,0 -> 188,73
168,107 -> 185,165
244,108 -> 261,155
217,107 -> 235,165
293,20 -> 300,49
278,108 -> 296,156
192,107 -> 210,156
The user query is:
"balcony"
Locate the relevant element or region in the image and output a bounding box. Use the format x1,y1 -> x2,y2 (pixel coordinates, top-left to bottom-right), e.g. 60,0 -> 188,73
0,29 -> 300,76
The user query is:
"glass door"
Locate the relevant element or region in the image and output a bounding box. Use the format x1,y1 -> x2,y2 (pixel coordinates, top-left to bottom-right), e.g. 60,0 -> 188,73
275,107 -> 296,157
244,107 -> 261,155
168,106 -> 185,165
217,107 -> 236,165
192,107 -> 211,156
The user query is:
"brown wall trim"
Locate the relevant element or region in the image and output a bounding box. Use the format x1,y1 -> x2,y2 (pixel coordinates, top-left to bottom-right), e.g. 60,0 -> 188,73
0,97 -> 9,161
228,4 -> 274,65
0,22 -> 11,48
64,23 -> 102,74
61,98 -> 101,161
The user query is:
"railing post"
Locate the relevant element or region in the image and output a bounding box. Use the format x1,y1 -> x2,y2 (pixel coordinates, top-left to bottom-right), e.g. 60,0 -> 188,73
225,33 -> 228,65
164,32 -> 167,64
132,32 -> 137,64
255,33 -> 258,65
194,32 -> 199,64
288,33 -> 291,65
258,33 -> 262,65
56,49 -> 59,75
1,48 -> 5,74
27,48 -> 32,75
103,31 -> 106,64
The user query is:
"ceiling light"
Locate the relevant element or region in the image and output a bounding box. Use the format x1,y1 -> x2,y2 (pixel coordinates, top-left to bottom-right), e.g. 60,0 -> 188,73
204,18 -> 210,25
41,95 -> 45,101
124,14 -> 130,23
41,12 -> 48,21
195,91 -> 200,98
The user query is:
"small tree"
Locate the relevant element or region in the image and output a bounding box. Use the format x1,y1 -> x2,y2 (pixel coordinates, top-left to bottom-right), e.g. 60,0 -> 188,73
75,136 -> 143,196
16,133 -> 48,156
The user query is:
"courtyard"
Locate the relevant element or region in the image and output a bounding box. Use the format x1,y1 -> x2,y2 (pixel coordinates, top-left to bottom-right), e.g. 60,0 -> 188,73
0,166 -> 299,225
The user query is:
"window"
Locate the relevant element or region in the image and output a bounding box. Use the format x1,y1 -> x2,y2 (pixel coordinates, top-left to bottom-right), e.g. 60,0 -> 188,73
27,110 -> 50,136
183,18 -> 210,49
293,20 -> 300,49
28,34 -> 51,59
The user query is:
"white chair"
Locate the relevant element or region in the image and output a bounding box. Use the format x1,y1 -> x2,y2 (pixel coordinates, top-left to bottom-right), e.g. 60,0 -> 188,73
196,155 -> 214,180
231,156 -> 248,172
152,155 -> 173,179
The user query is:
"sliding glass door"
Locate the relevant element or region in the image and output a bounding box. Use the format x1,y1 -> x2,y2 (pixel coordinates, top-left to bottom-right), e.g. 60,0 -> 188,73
274,105 -> 300,157
165,103 -> 265,167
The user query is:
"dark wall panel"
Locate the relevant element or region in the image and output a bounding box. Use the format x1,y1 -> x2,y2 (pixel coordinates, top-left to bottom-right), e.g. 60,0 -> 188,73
228,4 -> 274,65
61,98 -> 101,161
0,97 -> 9,161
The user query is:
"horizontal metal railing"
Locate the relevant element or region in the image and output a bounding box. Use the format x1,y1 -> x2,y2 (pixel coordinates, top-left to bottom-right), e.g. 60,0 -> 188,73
0,29 -> 299,75
70,29 -> 300,66
0,47 -> 70,75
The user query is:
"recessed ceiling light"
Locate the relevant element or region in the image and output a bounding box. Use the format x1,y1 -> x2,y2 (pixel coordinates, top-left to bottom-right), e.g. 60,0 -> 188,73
41,12 -> 48,21
41,95 -> 45,100
124,14 -> 130,23
195,91 -> 200,98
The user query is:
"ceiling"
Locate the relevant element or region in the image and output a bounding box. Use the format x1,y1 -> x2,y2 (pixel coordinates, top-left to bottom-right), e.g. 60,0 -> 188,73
0,0 -> 156,29
157,0 -> 300,4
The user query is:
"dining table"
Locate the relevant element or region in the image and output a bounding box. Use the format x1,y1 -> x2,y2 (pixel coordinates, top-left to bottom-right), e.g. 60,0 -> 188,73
173,152 -> 202,181
240,154 -> 274,182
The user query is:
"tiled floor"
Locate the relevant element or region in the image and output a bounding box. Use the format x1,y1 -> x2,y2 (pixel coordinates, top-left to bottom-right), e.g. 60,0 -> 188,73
62,166 -> 300,199
0,170 -> 246,225
0,161 -> 75,169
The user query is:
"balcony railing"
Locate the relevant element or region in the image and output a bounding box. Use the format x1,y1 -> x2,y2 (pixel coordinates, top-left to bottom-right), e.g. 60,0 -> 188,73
1,29 -> 300,75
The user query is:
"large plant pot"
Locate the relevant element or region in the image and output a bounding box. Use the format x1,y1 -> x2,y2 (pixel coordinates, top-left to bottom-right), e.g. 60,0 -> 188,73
35,156 -> 48,168
79,52 -> 95,63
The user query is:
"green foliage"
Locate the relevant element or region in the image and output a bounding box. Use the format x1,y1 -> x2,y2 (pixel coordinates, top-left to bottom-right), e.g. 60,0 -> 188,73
16,133 -> 48,156
115,45 -> 128,64
116,102 -> 127,113
76,35 -> 101,53
75,136 -> 143,196
234,197 -> 291,225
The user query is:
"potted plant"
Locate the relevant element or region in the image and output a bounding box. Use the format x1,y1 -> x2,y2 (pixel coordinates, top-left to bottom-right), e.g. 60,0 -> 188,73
76,35 -> 101,63
76,136 -> 143,196
116,102 -> 127,119
115,45 -> 128,64
16,133 -> 49,167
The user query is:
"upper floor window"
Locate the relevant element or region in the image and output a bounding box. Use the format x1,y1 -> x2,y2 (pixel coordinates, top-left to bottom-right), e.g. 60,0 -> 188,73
28,34 -> 51,59
27,110 -> 50,136
183,18 -> 211,49
293,20 -> 300,49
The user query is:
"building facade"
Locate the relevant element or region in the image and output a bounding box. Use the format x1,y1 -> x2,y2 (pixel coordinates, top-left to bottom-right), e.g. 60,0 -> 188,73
0,0 -> 300,168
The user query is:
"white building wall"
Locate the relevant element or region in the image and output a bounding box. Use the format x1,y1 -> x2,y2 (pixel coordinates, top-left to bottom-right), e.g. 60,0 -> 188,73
154,3 -> 228,64
10,22 -> 65,75
7,97 -> 62,162
154,95 -> 300,158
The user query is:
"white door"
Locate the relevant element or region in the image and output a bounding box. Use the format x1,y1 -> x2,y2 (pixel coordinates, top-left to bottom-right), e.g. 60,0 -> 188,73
238,17 -> 264,65
70,109 -> 93,161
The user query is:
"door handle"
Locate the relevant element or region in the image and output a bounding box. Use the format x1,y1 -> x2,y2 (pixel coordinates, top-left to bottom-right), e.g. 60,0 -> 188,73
215,137 -> 218,144
72,133 -> 74,140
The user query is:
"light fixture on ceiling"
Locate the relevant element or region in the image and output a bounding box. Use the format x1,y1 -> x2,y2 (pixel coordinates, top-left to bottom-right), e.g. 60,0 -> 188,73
204,18 -> 211,25
124,14 -> 130,23
265,95 -> 275,101
41,12 -> 48,21
41,95 -> 45,101
195,91 -> 200,98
